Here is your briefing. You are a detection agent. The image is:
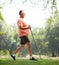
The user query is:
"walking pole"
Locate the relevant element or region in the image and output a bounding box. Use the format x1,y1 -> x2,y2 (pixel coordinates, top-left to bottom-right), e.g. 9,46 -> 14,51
30,28 -> 41,59
30,28 -> 39,52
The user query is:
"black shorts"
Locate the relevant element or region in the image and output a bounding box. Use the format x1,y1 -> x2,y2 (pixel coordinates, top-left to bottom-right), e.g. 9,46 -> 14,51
20,36 -> 30,45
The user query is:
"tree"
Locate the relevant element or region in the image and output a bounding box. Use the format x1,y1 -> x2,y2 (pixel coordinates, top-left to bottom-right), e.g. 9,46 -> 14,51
45,10 -> 59,57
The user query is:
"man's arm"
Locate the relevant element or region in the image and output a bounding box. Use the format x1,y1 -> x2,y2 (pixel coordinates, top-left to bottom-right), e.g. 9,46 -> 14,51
19,25 -> 31,30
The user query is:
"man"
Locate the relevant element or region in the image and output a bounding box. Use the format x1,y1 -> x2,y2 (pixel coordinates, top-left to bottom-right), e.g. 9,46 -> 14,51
10,10 -> 37,61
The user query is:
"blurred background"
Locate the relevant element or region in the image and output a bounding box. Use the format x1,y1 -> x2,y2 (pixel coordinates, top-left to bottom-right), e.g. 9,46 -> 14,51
0,0 -> 59,58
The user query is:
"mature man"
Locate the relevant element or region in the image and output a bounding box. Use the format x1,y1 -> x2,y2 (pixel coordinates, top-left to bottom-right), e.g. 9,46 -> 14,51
10,10 -> 36,61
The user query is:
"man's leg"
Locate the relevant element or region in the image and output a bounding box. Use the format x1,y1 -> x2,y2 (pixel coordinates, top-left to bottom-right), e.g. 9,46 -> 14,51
10,44 -> 25,60
14,44 -> 25,54
26,43 -> 32,56
26,43 -> 37,60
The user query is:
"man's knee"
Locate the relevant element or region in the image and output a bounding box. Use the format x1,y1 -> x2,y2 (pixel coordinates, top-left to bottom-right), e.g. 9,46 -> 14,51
27,43 -> 31,48
19,44 -> 25,48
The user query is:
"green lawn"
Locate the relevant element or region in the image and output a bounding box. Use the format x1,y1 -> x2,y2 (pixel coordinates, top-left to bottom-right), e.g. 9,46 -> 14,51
0,58 -> 59,65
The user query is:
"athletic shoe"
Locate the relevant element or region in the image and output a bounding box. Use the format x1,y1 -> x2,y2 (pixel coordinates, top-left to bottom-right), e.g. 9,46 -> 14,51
10,54 -> 15,60
30,57 -> 37,61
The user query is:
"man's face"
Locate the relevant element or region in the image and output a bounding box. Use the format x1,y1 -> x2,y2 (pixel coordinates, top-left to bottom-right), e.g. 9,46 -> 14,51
20,11 -> 25,18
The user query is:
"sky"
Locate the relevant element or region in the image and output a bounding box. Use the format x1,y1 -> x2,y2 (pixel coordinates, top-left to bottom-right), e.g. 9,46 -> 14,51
1,0 -> 52,28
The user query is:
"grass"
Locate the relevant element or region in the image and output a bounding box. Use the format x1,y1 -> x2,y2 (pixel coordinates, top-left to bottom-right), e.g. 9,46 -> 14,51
0,58 -> 59,65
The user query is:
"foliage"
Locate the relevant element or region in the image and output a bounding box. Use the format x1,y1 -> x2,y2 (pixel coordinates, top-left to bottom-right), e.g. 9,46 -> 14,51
45,10 -> 59,56
0,12 -> 4,21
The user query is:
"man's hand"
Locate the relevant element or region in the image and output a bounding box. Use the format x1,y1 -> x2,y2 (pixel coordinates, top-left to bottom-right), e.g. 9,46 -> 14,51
28,25 -> 31,29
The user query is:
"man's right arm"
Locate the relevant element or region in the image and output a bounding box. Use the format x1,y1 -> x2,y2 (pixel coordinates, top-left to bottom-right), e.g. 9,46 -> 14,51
19,25 -> 31,30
